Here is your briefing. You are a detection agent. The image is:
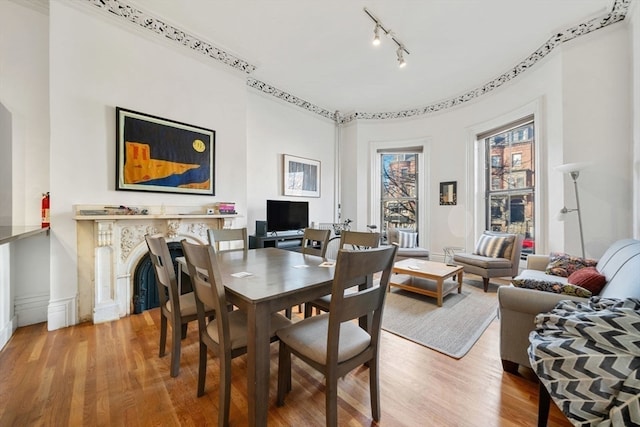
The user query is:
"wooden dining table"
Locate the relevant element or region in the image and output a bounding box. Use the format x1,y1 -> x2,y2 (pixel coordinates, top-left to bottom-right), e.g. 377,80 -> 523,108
176,247 -> 335,427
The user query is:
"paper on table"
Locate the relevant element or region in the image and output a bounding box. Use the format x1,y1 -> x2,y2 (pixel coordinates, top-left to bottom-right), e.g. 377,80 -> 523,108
319,261 -> 335,267
231,271 -> 253,278
293,265 -> 310,269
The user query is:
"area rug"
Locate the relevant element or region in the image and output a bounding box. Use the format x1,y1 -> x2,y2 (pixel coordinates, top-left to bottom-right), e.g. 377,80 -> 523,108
381,278 -> 498,359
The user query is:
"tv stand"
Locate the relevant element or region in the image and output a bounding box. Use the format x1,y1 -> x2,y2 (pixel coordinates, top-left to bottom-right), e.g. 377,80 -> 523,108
249,230 -> 304,250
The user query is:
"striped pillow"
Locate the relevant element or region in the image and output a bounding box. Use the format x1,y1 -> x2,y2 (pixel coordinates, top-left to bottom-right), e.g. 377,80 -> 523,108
397,231 -> 417,248
474,234 -> 511,258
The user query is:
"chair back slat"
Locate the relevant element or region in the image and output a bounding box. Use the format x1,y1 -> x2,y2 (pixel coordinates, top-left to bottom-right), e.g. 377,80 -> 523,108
145,234 -> 178,309
181,240 -> 231,344
301,228 -> 331,257
339,230 -> 380,250
207,227 -> 248,254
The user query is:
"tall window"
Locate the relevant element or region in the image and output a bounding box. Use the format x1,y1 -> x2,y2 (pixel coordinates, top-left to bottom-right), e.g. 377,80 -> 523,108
379,151 -> 419,240
482,117 -> 535,258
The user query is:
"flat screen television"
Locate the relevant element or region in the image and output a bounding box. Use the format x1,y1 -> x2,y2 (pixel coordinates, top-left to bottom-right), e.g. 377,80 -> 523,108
266,200 -> 309,233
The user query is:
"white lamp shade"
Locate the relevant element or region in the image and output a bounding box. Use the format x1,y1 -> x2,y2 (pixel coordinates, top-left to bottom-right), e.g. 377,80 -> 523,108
555,162 -> 591,174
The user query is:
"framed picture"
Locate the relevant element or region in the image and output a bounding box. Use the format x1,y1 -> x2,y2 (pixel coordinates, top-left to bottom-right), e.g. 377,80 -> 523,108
439,181 -> 457,205
283,154 -> 320,197
116,107 -> 215,195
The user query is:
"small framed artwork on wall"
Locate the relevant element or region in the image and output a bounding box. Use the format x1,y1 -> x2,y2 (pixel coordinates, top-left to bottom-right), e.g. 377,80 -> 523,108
440,181 -> 457,205
283,154 -> 320,197
116,107 -> 215,195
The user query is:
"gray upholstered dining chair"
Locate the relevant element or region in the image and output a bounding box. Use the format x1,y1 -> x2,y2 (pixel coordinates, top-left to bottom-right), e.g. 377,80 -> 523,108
207,227 -> 248,254
276,245 -> 398,427
145,234 -> 215,378
304,230 -> 381,318
180,240 -> 292,426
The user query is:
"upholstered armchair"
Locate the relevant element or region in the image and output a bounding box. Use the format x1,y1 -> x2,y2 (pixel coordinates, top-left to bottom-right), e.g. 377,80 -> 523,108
452,231 -> 523,292
386,227 -> 429,261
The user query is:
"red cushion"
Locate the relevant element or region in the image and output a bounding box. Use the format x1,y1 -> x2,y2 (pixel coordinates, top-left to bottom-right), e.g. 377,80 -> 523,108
567,267 -> 607,294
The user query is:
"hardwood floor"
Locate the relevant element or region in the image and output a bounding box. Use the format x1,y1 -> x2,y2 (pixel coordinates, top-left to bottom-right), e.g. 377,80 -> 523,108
0,302 -> 572,426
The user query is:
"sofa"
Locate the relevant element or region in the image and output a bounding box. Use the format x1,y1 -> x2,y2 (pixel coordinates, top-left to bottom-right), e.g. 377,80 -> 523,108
498,238 -> 640,373
386,227 -> 429,261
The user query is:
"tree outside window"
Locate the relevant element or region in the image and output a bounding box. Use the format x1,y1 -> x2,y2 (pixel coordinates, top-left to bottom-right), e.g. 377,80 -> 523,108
380,153 -> 418,241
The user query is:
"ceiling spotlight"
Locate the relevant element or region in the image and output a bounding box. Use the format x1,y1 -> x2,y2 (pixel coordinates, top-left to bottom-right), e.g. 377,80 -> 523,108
372,24 -> 381,46
397,47 -> 406,68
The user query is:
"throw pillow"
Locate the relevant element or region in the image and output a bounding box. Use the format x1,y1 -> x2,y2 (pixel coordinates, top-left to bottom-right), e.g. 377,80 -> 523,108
512,278 -> 593,298
567,266 -> 607,295
474,234 -> 510,258
397,231 -> 417,248
545,252 -> 598,277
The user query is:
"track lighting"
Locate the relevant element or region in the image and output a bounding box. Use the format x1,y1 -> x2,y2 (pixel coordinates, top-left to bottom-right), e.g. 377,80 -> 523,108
364,7 -> 410,68
397,46 -> 406,68
373,24 -> 381,46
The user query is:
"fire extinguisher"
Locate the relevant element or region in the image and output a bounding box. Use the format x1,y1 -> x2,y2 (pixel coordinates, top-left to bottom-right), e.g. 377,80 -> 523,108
42,192 -> 50,228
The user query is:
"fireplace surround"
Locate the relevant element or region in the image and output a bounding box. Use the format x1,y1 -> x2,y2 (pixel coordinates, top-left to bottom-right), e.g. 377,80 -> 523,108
74,205 -> 238,323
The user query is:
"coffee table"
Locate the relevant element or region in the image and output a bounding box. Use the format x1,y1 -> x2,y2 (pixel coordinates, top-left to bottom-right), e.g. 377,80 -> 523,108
389,258 -> 464,306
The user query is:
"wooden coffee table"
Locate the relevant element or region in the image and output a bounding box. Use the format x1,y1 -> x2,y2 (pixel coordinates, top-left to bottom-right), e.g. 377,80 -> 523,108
389,258 -> 464,306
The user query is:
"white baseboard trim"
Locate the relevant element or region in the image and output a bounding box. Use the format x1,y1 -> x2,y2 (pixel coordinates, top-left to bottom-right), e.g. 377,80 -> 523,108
93,302 -> 120,324
47,296 -> 77,331
15,293 -> 49,327
0,315 -> 17,352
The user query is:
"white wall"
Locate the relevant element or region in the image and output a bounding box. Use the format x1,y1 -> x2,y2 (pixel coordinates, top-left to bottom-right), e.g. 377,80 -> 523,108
631,1 -> 640,240
246,91 -> 336,233
47,1 -> 249,329
341,22 -> 633,261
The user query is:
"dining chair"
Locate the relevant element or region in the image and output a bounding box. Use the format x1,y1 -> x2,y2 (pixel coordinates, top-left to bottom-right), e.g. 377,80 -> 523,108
145,234 -> 215,378
276,245 -> 398,427
300,227 -> 331,257
180,240 -> 292,426
282,228 -> 332,318
207,227 -> 248,254
304,230 -> 381,318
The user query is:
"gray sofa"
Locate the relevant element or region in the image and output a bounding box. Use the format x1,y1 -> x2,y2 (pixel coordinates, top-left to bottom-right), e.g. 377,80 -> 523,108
498,238 -> 640,373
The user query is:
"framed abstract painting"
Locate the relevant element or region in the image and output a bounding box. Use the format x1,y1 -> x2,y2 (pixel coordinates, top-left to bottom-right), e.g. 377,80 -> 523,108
283,154 -> 320,197
116,107 -> 215,195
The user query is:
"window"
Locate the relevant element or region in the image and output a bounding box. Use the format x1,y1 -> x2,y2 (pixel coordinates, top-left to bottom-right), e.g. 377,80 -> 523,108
481,118 -> 535,258
379,151 -> 419,240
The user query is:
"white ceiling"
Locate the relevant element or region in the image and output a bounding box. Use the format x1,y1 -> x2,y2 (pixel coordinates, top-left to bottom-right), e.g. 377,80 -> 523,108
127,0 -> 615,114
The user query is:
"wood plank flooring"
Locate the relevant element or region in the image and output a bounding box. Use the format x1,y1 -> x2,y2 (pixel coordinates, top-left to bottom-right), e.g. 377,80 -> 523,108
0,299 -> 572,426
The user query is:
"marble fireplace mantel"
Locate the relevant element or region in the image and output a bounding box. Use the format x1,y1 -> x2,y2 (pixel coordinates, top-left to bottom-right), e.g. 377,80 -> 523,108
74,204 -> 239,323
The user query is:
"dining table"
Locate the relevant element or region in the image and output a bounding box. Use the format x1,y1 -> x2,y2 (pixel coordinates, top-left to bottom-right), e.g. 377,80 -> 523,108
176,247 -> 335,427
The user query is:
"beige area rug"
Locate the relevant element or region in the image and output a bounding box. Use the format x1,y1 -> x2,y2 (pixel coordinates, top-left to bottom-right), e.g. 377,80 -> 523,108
381,278 -> 498,359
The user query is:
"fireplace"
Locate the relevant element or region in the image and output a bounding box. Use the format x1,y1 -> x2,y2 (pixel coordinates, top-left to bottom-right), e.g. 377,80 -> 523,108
74,205 -> 236,323
132,241 -> 184,313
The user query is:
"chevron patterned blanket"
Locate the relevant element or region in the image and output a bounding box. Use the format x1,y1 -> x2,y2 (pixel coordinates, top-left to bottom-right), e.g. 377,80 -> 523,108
528,297 -> 640,427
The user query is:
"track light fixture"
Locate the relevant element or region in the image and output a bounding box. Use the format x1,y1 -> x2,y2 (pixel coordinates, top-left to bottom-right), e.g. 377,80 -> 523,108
364,7 -> 410,68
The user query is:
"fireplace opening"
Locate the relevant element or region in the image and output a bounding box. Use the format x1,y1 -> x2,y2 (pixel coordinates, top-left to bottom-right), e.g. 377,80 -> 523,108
132,241 -> 184,313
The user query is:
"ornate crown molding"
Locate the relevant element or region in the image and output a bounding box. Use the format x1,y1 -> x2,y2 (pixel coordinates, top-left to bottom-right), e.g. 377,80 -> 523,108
86,0 -> 256,74
83,0 -> 630,124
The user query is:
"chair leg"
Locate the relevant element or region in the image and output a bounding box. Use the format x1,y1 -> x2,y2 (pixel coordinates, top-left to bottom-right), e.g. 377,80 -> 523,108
219,355 -> 232,427
284,307 -> 292,319
159,315 -> 167,357
369,358 -> 380,421
170,323 -> 182,377
326,374 -> 339,427
197,342 -> 207,397
304,303 -> 313,319
277,341 -> 291,406
538,381 -> 551,427
181,323 -> 188,340
482,277 -> 489,292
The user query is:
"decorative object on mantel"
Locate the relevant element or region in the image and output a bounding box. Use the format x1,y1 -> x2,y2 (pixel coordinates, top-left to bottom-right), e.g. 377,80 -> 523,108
116,107 -> 216,196
439,181 -> 457,205
283,154 -> 320,197
74,205 -> 238,218
212,202 -> 236,215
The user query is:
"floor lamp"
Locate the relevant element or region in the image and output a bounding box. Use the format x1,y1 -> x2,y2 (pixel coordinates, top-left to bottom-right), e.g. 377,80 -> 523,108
556,163 -> 587,258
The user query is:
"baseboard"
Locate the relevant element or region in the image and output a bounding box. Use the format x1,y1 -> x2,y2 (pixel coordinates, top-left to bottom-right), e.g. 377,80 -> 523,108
47,296 -> 77,331
0,315 -> 17,352
15,293 -> 49,327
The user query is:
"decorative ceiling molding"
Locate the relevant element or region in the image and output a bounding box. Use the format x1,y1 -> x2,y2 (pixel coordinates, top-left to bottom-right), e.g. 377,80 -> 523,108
86,0 -> 256,74
83,0 -> 630,125
246,79 -> 337,121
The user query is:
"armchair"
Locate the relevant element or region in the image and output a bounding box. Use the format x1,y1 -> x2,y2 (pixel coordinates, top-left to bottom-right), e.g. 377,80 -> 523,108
386,227 -> 429,261
453,231 -> 523,292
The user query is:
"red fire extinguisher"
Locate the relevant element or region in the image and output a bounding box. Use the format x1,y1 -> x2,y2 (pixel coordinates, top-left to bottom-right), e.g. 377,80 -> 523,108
42,192 -> 50,228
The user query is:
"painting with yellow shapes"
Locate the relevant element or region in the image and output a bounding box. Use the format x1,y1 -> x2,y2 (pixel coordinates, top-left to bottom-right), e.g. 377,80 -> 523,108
116,107 -> 215,195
